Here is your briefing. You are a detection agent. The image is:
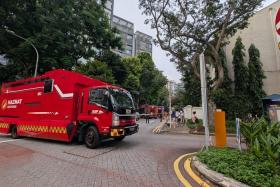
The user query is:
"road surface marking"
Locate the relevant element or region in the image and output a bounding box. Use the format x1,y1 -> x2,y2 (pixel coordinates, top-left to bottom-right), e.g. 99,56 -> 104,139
174,153 -> 195,187
0,139 -> 19,144
184,158 -> 210,187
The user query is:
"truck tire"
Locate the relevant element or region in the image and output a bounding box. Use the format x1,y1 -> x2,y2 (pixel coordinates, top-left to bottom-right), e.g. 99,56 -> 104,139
11,125 -> 19,139
84,126 -> 100,149
114,136 -> 125,142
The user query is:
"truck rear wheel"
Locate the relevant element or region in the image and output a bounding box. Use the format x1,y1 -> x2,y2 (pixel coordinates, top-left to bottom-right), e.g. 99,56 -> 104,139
84,126 -> 100,149
11,125 -> 19,139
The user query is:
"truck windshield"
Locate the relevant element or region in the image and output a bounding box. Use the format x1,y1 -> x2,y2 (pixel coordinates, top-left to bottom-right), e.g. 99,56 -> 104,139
110,89 -> 134,109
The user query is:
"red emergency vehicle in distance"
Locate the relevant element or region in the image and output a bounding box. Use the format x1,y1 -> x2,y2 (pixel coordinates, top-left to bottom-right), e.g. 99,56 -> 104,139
139,105 -> 164,119
0,69 -> 138,148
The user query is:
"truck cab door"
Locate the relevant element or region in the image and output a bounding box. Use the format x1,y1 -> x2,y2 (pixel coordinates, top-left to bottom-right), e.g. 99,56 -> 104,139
85,88 -> 112,130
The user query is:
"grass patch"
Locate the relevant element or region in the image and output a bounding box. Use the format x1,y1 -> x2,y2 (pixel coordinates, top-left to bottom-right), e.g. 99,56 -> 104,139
197,147 -> 280,187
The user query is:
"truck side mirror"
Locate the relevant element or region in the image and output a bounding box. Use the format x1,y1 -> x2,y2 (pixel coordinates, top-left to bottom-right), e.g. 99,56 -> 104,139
44,79 -> 54,93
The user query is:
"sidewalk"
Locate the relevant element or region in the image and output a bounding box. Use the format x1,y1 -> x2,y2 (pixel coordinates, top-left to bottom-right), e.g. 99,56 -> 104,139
161,125 -> 190,135
159,123 -> 237,137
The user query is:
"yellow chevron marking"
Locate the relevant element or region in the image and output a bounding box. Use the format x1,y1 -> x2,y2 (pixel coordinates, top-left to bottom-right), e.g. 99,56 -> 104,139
17,125 -> 66,134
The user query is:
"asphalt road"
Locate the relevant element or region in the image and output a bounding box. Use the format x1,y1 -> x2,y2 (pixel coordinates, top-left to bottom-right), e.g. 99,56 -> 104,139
0,119 -> 206,187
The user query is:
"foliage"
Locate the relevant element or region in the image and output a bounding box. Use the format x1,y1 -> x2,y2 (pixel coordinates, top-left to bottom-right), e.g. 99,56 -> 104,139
186,119 -> 203,129
121,56 -> 142,93
75,59 -> 115,84
240,118 -> 280,162
247,44 -> 266,116
138,53 -> 168,106
0,0 -> 121,83
210,49 -> 234,118
226,120 -> 236,134
197,147 -> 280,187
232,37 -> 249,95
75,52 -> 168,108
181,67 -> 201,107
140,0 -> 263,89
98,50 -> 128,86
172,90 -> 188,110
231,37 -> 252,119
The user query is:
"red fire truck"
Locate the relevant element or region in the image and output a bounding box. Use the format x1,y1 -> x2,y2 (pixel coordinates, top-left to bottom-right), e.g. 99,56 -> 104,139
139,105 -> 164,118
0,69 -> 138,148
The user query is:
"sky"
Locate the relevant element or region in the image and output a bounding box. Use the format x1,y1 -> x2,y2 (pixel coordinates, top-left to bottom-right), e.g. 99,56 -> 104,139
114,0 -> 278,83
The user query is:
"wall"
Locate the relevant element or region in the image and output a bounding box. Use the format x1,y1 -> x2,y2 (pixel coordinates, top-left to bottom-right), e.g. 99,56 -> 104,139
224,1 -> 280,95
184,105 -> 203,120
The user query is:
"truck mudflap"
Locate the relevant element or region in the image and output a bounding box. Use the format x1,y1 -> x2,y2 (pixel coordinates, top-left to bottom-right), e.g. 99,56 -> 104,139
110,124 -> 139,137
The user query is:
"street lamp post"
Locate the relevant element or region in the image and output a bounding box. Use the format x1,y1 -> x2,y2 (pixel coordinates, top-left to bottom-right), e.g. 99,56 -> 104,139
5,29 -> 39,77
200,53 -> 210,150
168,81 -> 172,128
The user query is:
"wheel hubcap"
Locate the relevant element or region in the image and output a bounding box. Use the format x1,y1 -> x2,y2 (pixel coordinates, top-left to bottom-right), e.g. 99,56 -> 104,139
87,129 -> 94,143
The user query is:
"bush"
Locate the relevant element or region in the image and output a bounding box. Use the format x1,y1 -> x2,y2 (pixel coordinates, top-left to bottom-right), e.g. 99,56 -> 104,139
240,117 -> 280,163
197,148 -> 280,187
186,119 -> 203,130
226,120 -> 236,133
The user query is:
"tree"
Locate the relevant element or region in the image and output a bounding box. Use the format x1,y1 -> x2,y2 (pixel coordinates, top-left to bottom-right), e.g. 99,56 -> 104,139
231,37 -> 251,118
138,53 -> 168,105
139,0 -> 263,89
181,67 -> 201,106
98,50 -> 128,86
232,37 -> 249,95
0,0 -> 121,83
211,49 -> 234,118
121,56 -> 142,92
75,59 -> 115,84
248,44 -> 266,115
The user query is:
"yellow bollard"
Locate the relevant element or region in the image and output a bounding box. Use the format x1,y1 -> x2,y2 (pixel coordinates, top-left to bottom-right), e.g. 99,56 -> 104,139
214,110 -> 227,148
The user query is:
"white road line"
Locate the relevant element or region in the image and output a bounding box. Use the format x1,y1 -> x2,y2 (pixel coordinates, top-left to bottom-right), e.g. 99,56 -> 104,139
0,139 -> 20,144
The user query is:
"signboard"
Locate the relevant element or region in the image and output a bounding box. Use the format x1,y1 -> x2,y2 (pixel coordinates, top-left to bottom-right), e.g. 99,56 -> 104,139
275,8 -> 280,49
276,8 -> 280,35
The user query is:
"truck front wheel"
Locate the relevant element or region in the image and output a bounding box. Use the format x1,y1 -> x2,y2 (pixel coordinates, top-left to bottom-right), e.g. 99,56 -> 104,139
11,125 -> 19,139
84,126 -> 100,149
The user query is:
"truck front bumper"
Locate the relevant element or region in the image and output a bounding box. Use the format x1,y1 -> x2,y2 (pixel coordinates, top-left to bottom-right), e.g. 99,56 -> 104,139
110,124 -> 139,137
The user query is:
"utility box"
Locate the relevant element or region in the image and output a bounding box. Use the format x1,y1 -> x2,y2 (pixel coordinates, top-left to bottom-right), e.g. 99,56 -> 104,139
214,110 -> 226,148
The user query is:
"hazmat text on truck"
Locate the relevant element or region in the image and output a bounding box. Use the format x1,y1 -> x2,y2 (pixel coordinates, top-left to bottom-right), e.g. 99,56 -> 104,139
0,69 -> 138,148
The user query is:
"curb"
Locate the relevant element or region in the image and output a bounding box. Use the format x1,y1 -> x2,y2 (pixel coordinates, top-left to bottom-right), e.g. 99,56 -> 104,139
184,158 -> 210,187
190,132 -> 236,137
173,153 -> 193,187
174,153 -> 211,187
160,130 -> 236,137
192,156 -> 250,187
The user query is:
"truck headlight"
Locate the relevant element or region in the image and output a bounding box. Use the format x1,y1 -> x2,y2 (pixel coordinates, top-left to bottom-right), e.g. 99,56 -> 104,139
112,113 -> 120,126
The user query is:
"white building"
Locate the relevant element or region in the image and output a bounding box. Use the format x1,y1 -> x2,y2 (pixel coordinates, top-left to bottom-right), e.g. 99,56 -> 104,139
224,1 -> 280,95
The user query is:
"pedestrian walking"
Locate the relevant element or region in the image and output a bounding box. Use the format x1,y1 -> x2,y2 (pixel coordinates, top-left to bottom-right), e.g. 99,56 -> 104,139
175,110 -> 180,126
145,114 -> 150,124
192,111 -> 198,124
180,110 -> 185,124
171,110 -> 176,128
145,108 -> 150,124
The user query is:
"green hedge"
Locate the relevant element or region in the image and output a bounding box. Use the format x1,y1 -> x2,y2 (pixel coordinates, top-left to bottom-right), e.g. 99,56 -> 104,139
197,148 -> 280,187
187,119 -> 236,133
186,119 -> 203,129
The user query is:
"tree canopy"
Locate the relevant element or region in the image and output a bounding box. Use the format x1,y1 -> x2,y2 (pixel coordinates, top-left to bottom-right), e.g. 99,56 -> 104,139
0,0 -> 121,81
139,0 -> 263,89
248,44 -> 266,115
